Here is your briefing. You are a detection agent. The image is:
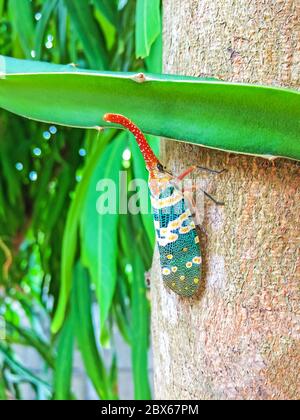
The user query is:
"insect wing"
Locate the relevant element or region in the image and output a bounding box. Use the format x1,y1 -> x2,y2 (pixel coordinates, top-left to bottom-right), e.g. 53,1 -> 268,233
151,183 -> 202,297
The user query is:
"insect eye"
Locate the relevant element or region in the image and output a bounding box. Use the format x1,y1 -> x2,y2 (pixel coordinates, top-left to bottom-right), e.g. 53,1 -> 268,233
157,163 -> 164,172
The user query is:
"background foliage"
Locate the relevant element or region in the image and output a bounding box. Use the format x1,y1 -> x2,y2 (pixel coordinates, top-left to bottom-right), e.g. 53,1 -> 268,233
0,0 -> 162,400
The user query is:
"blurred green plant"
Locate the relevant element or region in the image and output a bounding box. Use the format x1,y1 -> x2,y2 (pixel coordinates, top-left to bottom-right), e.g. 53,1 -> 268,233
1,58 -> 299,161
0,0 -> 162,400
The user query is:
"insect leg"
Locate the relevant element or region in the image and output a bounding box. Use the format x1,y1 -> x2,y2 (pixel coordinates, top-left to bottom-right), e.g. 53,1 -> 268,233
201,189 -> 225,206
176,166 -> 226,181
172,179 -> 224,207
176,166 -> 198,181
197,166 -> 227,175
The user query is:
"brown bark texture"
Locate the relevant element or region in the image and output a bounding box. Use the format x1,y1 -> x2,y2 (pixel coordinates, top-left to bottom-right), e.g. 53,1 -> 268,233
151,0 -> 300,400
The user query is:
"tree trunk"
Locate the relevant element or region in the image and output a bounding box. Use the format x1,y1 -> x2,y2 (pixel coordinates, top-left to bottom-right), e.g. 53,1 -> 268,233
151,0 -> 300,400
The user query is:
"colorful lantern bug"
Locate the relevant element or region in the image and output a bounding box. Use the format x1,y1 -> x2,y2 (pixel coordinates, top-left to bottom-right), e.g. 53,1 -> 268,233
103,114 -> 225,297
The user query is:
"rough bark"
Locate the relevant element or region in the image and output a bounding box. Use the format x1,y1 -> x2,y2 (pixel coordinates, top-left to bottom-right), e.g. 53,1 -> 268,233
151,0 -> 300,400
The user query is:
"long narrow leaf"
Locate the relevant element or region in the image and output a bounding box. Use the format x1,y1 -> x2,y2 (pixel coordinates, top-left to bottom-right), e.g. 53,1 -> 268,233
53,315 -> 74,400
93,0 -> 118,27
145,15 -> 162,73
8,0 -> 34,58
0,0 -> 4,17
80,135 -> 126,332
64,0 -> 108,69
57,0 -> 68,61
135,0 -> 161,59
0,344 -> 51,392
34,0 -> 59,60
131,249 -> 151,399
6,322 -> 55,368
0,372 -> 6,400
51,131 -> 111,334
72,264 -> 112,400
121,216 -> 151,399
0,56 -> 299,161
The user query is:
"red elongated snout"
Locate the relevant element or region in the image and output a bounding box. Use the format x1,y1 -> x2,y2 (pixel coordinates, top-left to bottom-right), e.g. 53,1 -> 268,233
103,113 -> 159,171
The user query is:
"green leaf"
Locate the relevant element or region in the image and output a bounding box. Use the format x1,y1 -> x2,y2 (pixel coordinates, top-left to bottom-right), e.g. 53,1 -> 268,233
1,56 -> 299,161
57,0 -> 68,61
72,263 -> 112,400
64,0 -> 108,69
41,164 -> 72,233
6,322 -> 55,368
51,131 -> 111,334
145,17 -> 162,73
53,314 -> 74,400
135,0 -> 161,59
81,135 -> 126,332
130,134 -> 155,245
0,0 -> 5,17
113,302 -> 131,345
109,353 -> 118,399
93,0 -> 118,27
0,139 -> 22,205
121,216 -> 151,399
8,0 -> 34,58
0,343 -> 51,392
94,8 -> 116,51
131,247 -> 151,399
0,371 -> 6,401
34,0 -> 59,60
113,271 -> 132,344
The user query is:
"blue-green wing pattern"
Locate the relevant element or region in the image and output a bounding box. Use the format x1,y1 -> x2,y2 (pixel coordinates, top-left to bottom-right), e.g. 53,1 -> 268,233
151,184 -> 202,297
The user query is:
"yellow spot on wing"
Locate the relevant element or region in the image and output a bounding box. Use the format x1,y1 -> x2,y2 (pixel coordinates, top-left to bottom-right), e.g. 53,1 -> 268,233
170,220 -> 180,229
180,212 -> 188,221
168,233 -> 178,242
193,256 -> 202,265
179,227 -> 190,234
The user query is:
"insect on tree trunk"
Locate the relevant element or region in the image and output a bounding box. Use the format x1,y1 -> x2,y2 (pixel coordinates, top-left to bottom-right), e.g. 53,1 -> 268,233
151,0 -> 300,400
